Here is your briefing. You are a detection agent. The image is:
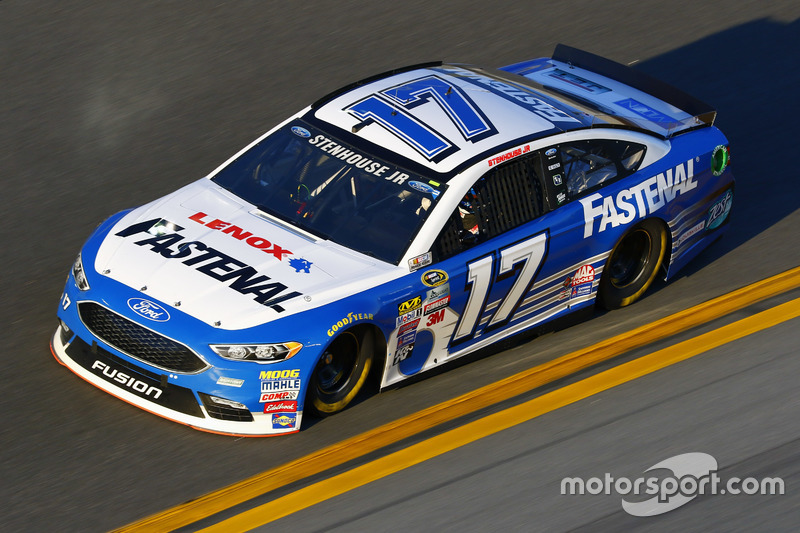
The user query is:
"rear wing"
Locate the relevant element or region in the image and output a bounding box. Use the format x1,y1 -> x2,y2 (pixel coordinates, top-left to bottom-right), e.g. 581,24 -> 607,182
501,44 -> 717,138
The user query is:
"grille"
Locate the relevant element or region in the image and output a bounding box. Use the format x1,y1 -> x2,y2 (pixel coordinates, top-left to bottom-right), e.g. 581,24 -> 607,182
198,393 -> 254,422
78,302 -> 208,373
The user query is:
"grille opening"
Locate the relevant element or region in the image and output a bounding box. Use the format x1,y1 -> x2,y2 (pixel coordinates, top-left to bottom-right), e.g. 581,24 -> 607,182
78,302 -> 208,373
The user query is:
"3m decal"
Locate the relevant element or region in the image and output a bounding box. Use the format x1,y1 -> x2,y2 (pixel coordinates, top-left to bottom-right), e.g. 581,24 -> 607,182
426,308 -> 446,326
580,159 -> 697,238
345,75 -> 497,161
115,219 -> 302,312
452,233 -> 547,343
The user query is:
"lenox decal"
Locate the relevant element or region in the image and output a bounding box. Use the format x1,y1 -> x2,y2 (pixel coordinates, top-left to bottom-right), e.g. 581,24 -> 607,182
580,160 -> 696,238
127,298 -> 170,322
115,219 -> 302,312
188,212 -> 292,261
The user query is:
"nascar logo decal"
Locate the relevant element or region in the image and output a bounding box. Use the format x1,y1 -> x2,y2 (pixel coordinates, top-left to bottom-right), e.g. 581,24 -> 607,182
421,269 -> 448,287
127,298 -> 170,322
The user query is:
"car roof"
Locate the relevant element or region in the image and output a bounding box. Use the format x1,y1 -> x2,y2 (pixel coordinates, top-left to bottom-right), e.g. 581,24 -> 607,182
309,62 -> 595,176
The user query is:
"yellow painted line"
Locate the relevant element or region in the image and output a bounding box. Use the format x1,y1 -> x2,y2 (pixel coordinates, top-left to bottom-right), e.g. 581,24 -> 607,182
116,266 -> 800,532
202,296 -> 800,531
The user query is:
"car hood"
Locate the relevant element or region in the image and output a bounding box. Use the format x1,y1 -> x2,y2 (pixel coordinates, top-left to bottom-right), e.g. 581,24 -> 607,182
93,180 -> 400,330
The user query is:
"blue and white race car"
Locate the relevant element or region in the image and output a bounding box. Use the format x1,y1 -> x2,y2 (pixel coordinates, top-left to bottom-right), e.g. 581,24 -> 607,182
52,45 -> 733,436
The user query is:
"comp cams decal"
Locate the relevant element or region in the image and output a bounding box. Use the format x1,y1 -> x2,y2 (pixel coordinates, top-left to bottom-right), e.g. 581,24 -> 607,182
580,159 -> 696,238
115,219 -> 302,312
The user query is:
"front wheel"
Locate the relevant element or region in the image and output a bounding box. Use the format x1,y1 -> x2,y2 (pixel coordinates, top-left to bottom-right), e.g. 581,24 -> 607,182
306,329 -> 373,417
597,219 -> 667,310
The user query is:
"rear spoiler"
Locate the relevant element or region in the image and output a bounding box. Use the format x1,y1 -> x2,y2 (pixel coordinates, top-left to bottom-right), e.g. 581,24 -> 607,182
552,44 -> 716,128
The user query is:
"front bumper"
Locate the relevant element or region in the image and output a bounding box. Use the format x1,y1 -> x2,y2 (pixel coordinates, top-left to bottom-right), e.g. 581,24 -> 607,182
52,322 -> 303,437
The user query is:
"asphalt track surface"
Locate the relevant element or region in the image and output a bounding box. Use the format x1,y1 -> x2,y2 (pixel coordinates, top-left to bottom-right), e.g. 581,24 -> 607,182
2,1 -> 800,531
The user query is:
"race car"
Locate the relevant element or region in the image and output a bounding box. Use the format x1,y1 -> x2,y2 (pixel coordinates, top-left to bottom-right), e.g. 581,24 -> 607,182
52,45 -> 734,436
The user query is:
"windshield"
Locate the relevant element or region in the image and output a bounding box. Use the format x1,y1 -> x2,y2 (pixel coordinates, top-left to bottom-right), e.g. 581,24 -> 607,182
211,122 -> 445,264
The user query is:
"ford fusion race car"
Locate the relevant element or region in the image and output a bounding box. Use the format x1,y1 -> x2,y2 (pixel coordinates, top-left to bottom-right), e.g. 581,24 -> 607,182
52,45 -> 733,436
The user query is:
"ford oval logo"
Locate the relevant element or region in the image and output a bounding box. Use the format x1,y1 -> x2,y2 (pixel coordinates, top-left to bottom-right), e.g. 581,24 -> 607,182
127,298 -> 170,322
408,180 -> 437,195
291,126 -> 311,138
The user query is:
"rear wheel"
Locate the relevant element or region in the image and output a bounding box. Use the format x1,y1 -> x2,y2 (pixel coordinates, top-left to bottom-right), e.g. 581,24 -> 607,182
598,219 -> 667,310
306,329 -> 373,417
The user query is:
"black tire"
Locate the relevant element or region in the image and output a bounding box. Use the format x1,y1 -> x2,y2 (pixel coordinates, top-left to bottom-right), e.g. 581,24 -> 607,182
597,219 -> 667,310
306,328 -> 373,417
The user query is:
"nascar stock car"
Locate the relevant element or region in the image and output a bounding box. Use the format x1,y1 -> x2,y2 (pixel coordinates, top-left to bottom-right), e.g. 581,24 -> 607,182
52,45 -> 733,436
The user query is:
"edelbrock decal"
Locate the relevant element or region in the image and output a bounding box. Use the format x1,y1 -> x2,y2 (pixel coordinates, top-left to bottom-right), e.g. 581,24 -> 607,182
115,219 -> 302,313
127,298 -> 170,322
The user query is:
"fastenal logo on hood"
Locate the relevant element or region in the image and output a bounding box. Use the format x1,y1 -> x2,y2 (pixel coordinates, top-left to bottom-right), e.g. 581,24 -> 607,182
127,298 -> 170,322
